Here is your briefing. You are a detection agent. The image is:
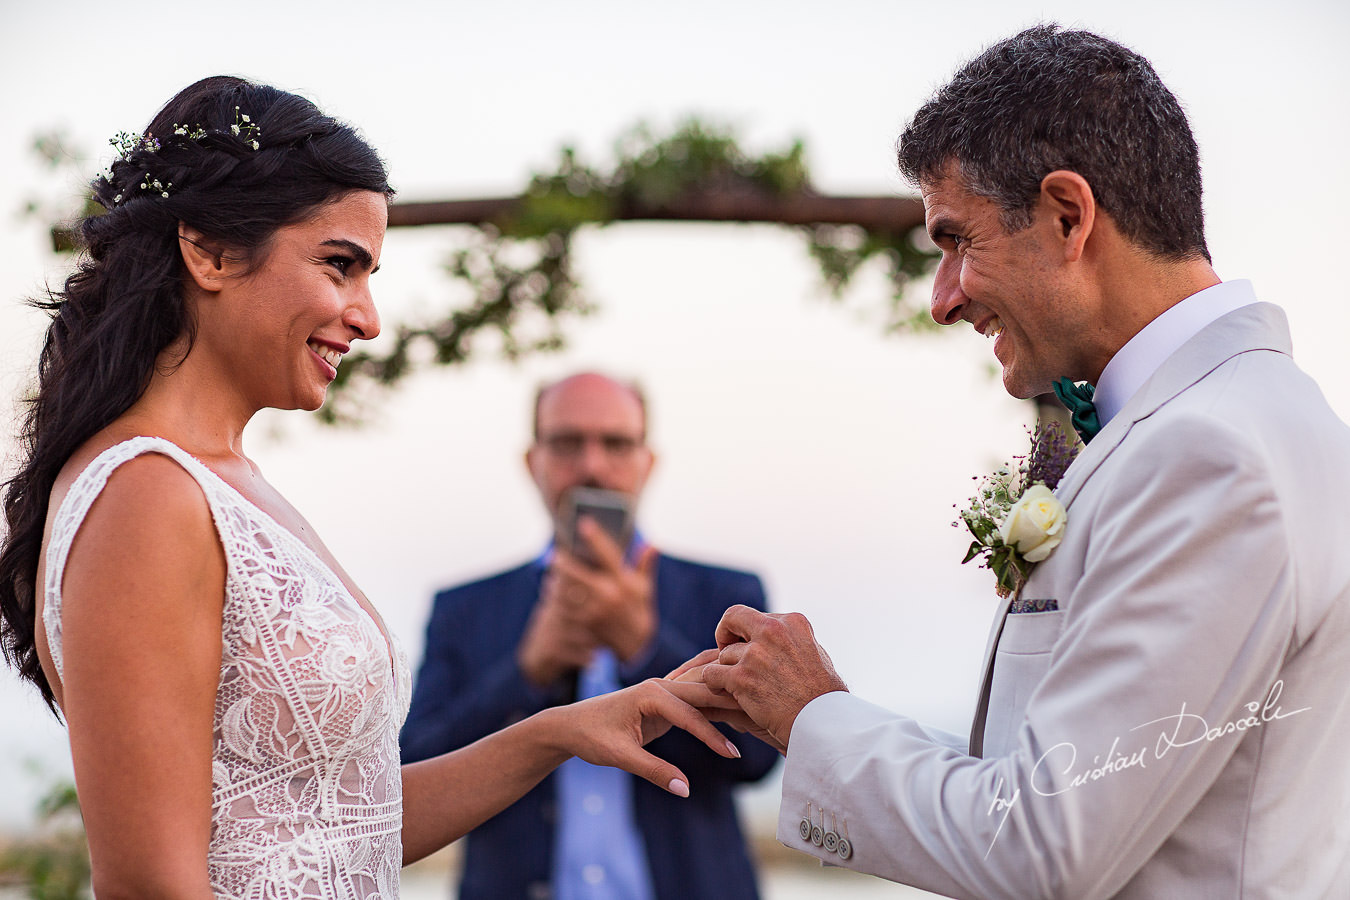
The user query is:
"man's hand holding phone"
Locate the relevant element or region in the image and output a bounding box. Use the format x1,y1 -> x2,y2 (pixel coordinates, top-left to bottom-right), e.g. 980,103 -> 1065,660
551,517 -> 658,663
519,490 -> 659,687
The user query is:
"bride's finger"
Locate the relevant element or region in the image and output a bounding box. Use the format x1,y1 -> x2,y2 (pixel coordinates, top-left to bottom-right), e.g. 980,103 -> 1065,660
666,647 -> 719,681
610,745 -> 693,798
717,642 -> 748,665
637,680 -> 741,759
661,679 -> 741,710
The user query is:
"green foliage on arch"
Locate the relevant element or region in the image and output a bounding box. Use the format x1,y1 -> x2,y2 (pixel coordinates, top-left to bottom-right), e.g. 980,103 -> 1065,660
321,119 -> 937,423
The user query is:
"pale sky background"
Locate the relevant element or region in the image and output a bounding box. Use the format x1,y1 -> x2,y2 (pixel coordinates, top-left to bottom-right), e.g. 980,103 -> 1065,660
0,0 -> 1346,839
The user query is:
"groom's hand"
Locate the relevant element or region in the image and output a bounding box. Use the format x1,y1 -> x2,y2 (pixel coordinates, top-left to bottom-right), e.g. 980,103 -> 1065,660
667,652 -> 789,754
688,606 -> 848,750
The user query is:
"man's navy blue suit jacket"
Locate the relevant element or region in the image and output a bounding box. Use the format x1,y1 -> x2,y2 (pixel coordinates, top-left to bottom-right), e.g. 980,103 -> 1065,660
401,553 -> 780,900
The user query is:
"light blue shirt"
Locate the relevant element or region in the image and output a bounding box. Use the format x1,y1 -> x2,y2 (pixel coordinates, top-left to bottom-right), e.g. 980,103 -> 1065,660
1093,279 -> 1259,427
553,650 -> 656,900
544,540 -> 656,900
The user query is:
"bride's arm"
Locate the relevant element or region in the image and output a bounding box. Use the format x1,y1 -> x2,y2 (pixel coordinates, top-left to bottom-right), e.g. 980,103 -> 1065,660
399,679 -> 739,864
56,455 -> 225,899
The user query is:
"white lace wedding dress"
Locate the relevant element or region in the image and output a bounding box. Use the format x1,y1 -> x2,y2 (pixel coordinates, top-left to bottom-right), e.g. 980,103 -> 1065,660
43,436 -> 411,899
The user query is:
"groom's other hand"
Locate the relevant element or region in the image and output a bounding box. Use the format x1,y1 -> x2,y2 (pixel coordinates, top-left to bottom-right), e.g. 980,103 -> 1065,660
698,605 -> 848,750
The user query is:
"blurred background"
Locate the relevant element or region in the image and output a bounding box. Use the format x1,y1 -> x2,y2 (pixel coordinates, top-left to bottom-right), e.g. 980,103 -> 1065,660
2,0 -> 1346,896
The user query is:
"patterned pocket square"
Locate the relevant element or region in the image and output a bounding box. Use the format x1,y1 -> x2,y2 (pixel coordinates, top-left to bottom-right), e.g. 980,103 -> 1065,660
1010,597 -> 1059,614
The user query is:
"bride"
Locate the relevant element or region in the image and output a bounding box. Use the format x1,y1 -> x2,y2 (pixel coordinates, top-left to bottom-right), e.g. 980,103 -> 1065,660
0,76 -> 734,899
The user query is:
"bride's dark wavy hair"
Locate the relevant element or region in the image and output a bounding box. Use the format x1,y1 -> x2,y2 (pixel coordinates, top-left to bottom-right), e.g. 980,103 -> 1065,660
0,75 -> 393,713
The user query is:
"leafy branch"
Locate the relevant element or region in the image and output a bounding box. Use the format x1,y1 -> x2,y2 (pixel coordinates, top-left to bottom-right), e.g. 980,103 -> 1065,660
321,118 -> 935,422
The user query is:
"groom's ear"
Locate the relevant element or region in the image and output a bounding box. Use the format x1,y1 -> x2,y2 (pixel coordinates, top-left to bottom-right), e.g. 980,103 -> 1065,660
1037,170 -> 1096,264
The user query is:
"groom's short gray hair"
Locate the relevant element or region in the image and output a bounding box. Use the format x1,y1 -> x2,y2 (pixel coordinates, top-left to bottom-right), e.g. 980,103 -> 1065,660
898,24 -> 1210,264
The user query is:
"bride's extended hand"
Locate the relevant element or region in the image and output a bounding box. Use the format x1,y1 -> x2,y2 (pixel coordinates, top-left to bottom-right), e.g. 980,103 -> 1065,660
549,679 -> 743,797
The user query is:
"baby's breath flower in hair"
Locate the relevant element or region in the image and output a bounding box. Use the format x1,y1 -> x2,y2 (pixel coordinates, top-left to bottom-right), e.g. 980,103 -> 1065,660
109,131 -> 160,158
231,106 -> 262,150
102,110 -> 261,206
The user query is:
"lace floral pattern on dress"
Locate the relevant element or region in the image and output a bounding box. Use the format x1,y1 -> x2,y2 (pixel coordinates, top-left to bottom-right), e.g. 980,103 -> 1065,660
43,436 -> 410,899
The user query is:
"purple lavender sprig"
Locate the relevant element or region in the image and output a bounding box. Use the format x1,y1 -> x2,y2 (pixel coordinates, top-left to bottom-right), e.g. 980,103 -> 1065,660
1026,421 -> 1077,491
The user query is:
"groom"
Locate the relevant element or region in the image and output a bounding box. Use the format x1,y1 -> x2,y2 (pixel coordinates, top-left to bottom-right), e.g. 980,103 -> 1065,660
680,25 -> 1350,898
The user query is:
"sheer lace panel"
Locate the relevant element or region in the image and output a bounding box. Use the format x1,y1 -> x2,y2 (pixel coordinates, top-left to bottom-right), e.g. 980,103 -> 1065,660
44,437 -> 410,899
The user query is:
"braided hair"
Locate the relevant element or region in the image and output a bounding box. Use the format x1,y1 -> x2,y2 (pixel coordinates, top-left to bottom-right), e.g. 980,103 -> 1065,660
0,76 -> 393,712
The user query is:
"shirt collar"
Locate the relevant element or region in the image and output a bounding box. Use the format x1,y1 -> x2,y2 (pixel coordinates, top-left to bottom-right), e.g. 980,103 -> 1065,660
1092,279 -> 1259,426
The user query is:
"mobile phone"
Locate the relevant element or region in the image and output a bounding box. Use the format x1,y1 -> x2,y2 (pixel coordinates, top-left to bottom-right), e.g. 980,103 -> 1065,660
560,487 -> 634,566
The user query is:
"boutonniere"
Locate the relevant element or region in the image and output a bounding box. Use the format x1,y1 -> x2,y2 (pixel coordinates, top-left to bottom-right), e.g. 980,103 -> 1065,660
956,422 -> 1079,598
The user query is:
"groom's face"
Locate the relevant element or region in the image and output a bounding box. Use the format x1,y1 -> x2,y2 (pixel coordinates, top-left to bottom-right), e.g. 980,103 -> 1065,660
525,374 -> 655,529
922,167 -> 1088,399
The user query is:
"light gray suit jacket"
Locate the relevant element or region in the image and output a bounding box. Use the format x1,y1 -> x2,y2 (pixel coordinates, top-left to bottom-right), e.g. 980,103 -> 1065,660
778,302 -> 1350,898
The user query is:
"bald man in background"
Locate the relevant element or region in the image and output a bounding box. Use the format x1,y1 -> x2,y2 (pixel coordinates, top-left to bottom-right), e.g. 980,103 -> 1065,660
401,373 -> 778,900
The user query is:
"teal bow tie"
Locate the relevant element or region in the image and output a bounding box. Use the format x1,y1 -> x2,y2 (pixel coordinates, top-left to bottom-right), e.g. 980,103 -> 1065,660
1053,377 -> 1101,444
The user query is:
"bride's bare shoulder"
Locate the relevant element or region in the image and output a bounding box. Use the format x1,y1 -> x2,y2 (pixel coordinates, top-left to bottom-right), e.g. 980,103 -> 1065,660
51,432 -> 221,594
52,425 -> 184,503
47,428 -> 212,549
37,429 -> 223,706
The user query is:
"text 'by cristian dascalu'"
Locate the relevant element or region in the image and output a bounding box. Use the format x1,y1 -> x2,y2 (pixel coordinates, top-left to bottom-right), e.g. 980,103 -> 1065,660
983,679 -> 1309,856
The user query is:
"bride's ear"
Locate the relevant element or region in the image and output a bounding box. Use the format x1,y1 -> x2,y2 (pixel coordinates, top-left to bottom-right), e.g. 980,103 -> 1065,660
178,224 -> 231,293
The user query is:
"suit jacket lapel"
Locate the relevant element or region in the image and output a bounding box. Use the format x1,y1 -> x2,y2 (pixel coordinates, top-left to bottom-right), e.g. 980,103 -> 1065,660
965,302 -> 1291,756
1056,302 -> 1290,509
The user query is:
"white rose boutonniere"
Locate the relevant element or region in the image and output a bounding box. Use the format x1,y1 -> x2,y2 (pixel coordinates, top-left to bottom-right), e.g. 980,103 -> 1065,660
998,484 -> 1067,563
957,423 -> 1079,598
